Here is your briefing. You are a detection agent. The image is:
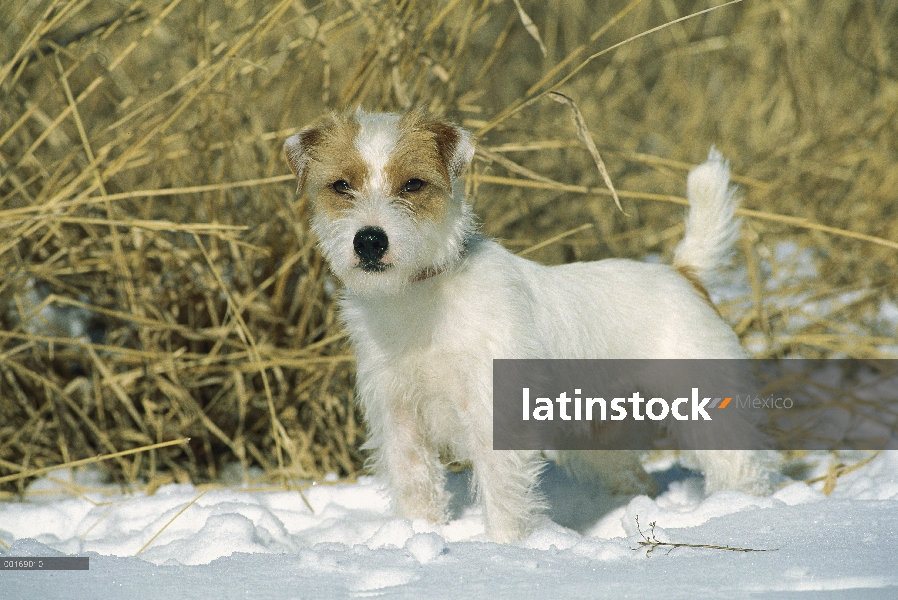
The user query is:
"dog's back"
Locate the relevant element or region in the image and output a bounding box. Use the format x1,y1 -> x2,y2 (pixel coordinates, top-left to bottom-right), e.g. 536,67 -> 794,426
504,148 -> 745,361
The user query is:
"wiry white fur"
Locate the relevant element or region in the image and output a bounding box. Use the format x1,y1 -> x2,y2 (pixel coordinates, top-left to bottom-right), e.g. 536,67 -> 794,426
673,147 -> 741,280
289,112 -> 774,542
354,109 -> 401,191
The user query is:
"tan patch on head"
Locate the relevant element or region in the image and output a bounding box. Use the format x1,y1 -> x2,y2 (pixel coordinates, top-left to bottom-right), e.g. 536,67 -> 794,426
290,115 -> 368,218
288,111 -> 473,222
675,265 -> 721,316
379,113 -> 459,221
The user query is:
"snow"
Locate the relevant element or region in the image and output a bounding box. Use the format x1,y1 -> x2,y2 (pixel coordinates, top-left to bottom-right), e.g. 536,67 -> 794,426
3,452 -> 898,598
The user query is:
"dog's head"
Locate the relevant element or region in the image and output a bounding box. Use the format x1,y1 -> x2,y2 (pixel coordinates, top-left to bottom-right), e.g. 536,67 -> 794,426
284,109 -> 475,294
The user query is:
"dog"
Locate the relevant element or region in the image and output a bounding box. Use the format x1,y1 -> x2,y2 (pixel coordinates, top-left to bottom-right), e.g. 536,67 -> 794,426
284,109 -> 773,542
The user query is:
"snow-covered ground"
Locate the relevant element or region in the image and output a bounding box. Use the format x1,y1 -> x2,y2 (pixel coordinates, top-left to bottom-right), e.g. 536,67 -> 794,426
2,451 -> 898,599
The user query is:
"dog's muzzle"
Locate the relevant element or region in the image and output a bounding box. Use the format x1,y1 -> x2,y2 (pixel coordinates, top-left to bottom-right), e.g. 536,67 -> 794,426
353,226 -> 389,272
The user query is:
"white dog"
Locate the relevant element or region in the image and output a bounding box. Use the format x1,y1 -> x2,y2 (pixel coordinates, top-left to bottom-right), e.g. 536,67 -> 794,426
284,109 -> 772,542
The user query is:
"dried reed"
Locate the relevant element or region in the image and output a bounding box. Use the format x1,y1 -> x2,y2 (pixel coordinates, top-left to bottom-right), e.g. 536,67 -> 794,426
1,0 -> 896,493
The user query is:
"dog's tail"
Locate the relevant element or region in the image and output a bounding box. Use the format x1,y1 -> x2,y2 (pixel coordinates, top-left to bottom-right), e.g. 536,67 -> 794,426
672,148 -> 741,281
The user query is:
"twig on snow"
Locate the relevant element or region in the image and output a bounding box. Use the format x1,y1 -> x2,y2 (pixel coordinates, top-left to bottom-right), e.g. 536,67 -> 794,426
632,515 -> 778,557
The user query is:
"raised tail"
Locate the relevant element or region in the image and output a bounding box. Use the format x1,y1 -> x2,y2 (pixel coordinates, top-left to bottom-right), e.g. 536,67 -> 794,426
672,148 -> 741,281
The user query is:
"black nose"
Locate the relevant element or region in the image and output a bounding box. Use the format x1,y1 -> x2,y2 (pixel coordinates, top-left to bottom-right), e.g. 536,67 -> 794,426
353,226 -> 389,271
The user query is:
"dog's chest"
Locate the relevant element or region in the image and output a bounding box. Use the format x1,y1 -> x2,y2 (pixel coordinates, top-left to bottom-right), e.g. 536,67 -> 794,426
340,275 -> 522,418
342,287 -> 498,453
341,274 -> 519,359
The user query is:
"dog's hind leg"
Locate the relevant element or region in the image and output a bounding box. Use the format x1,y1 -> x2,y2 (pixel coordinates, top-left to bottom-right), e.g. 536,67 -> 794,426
555,450 -> 657,496
681,450 -> 774,496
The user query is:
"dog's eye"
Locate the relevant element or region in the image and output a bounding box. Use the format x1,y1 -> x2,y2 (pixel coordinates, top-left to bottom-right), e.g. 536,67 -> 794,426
332,180 -> 351,194
401,179 -> 425,193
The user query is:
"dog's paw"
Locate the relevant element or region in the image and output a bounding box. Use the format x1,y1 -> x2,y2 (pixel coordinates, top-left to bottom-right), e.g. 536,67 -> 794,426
599,468 -> 658,497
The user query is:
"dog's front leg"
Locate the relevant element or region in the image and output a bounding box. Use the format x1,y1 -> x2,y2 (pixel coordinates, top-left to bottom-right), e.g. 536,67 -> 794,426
373,411 -> 450,524
469,446 -> 546,542
458,388 -> 546,541
452,367 -> 547,541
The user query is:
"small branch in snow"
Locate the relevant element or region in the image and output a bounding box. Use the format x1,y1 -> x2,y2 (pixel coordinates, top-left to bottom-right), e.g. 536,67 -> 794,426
631,515 -> 778,557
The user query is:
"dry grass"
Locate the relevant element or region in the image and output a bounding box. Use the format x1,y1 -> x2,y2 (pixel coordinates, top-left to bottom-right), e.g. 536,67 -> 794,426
1,0 -> 896,493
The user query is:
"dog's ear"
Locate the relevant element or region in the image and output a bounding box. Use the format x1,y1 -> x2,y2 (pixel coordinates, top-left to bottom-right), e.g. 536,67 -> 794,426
284,127 -> 322,192
427,121 -> 475,183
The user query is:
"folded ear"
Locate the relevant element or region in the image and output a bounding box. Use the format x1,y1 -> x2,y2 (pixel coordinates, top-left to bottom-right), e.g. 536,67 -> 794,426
427,121 -> 476,183
284,127 -> 322,191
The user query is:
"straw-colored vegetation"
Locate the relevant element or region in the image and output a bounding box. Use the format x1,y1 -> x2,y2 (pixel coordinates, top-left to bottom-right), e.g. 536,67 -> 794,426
1,0 -> 896,494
